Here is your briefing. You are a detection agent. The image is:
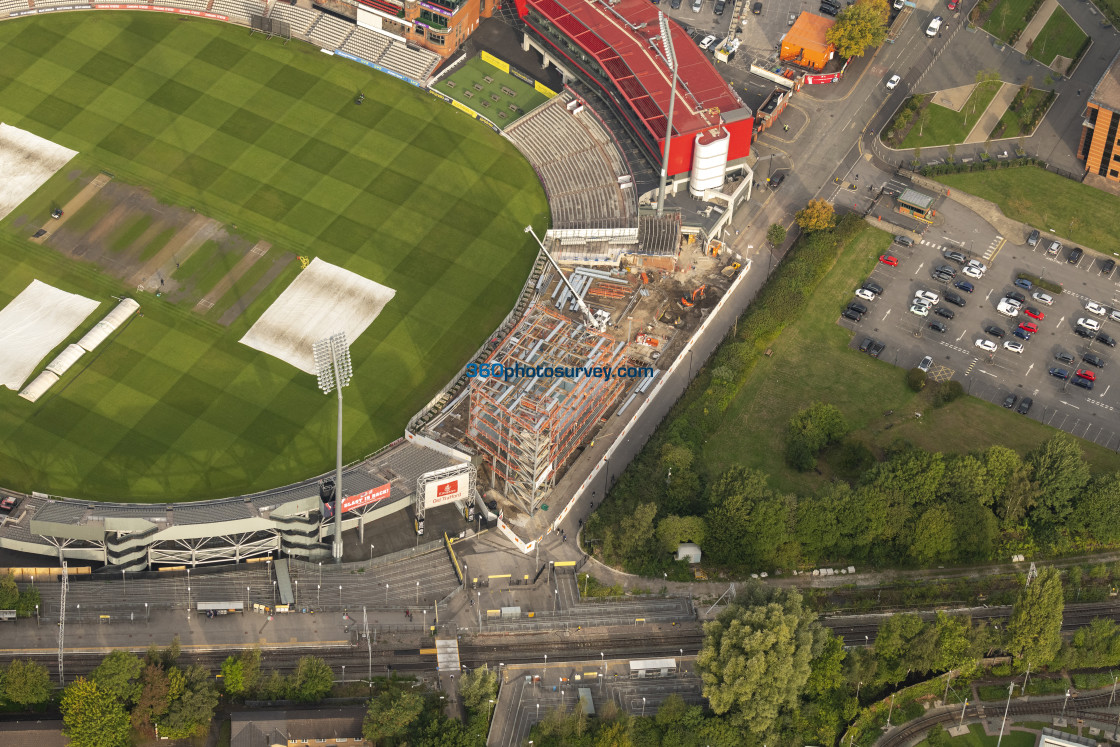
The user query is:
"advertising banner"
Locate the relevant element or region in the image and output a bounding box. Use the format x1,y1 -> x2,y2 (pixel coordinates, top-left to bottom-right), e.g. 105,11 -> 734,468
424,474 -> 466,508
480,50 -> 510,74
341,482 -> 391,512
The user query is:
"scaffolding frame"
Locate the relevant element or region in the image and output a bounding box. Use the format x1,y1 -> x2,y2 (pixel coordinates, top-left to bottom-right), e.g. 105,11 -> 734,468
468,305 -> 628,515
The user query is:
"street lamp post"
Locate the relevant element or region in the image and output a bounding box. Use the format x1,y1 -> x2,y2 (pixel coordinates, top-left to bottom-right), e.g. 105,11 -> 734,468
385,583 -> 389,607
1061,688 -> 1071,719
416,580 -> 420,606
317,584 -> 321,608
247,586 -> 250,611
996,682 -> 1014,747
655,11 -> 678,216
319,561 -> 322,587
487,699 -> 494,723
886,693 -> 895,728
959,699 -> 969,729
339,584 -> 343,610
477,591 -> 482,632
642,696 -> 646,717
313,332 -> 353,562
342,665 -> 346,683
187,586 -> 191,619
145,602 -> 149,622
295,580 -> 298,608
1110,675 -> 1118,707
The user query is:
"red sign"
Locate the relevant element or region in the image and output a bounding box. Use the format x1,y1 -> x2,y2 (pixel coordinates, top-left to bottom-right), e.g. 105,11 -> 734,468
341,482 -> 391,513
437,480 -> 458,498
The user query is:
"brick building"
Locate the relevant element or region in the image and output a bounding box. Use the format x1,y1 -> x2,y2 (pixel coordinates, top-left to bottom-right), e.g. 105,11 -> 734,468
354,0 -> 495,57
1078,49 -> 1120,182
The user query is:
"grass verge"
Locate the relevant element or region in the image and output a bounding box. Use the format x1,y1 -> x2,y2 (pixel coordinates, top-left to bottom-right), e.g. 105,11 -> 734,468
1027,6 -> 1088,66
900,82 -> 1003,148
983,0 -> 1038,42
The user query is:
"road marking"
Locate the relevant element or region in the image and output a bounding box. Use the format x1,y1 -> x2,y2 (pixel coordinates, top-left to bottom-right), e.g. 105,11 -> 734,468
1026,363 -> 1034,376
1087,398 -> 1115,412
1060,400 -> 1081,410
956,330 -> 965,342
882,309 -> 891,321
985,289 -> 993,302
1105,385 -> 1111,397
977,369 -> 998,378
913,262 -> 924,275
1058,315 -> 1066,327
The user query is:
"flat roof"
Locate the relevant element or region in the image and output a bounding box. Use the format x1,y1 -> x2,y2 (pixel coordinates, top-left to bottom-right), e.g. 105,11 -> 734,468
523,0 -> 749,139
898,188 -> 935,210
786,12 -> 836,55
1090,48 -> 1120,113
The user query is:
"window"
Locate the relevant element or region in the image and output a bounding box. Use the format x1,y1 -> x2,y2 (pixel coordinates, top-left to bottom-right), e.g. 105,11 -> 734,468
429,31 -> 446,44
1112,169 -> 1119,177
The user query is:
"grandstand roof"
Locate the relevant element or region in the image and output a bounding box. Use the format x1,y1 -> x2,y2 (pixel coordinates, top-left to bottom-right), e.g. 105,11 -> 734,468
523,0 -> 749,140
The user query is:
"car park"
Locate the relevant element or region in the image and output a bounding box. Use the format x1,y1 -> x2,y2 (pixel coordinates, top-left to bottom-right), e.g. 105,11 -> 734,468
1076,369 -> 1097,382
929,320 -> 948,333
1068,247 -> 1084,264
1083,353 -> 1105,368
1003,341 -> 1024,354
944,291 -> 966,307
1005,291 -> 1026,304
926,15 -> 943,35
1055,351 -> 1075,365
910,304 -> 930,317
961,265 -> 984,279
986,325 -> 1005,338
1013,328 -> 1032,341
886,75 -> 901,90
1086,301 -> 1107,316
1050,367 -> 1070,379
954,280 -> 974,293
1032,291 -> 1054,306
1099,332 -> 1117,347
855,288 -> 876,302
863,280 -> 883,295
1018,321 -> 1038,334
1013,278 -> 1033,291
1002,393 -> 1017,408
918,356 -> 933,372
943,250 -> 966,264
1078,317 -> 1102,331
842,308 -> 862,322
996,299 -> 1020,317
1023,307 -> 1044,321
976,339 -> 997,353
1047,241 -> 1062,256
1027,229 -> 1040,247
1072,375 -> 1094,390
1017,397 -> 1033,415
915,290 -> 939,304
934,306 -> 955,319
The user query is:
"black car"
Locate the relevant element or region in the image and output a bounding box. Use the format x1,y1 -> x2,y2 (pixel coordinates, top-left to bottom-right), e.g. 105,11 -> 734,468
1104,258 -> 1116,274
1002,393 -> 1017,409
1068,246 -> 1084,264
859,337 -> 873,353
928,320 -> 948,333
869,341 -> 885,358
1017,397 -> 1033,415
1098,332 -> 1117,347
862,280 -> 883,295
934,307 -> 955,319
933,271 -> 954,283
935,264 -> 957,278
713,0 -> 726,13
752,0 -> 762,11
1055,351 -> 1075,365
895,235 -> 915,247
768,172 -> 786,189
842,308 -> 862,322
1027,229 -> 1040,247
1049,367 -> 1070,380
671,0 -> 683,7
943,250 -> 967,264
944,292 -> 966,307
818,4 -> 837,14
986,326 -> 1006,338
1005,290 -> 1026,303
848,301 -> 868,315
1083,353 -> 1105,368
954,280 -> 974,293
1075,326 -> 1095,339
1013,328 -> 1031,341
1072,375 -> 1094,390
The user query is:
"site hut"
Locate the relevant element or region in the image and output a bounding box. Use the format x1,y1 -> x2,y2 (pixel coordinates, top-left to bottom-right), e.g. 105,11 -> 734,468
895,188 -> 937,222
780,12 -> 837,72
1078,48 -> 1120,182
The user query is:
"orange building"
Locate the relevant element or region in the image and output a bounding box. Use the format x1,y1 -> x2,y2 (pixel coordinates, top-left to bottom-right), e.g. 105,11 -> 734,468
1079,49 -> 1120,182
780,12 -> 837,71
354,0 -> 495,58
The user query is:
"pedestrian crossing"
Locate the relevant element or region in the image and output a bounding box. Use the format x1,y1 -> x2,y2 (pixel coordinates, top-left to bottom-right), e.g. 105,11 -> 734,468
916,234 -> 1004,261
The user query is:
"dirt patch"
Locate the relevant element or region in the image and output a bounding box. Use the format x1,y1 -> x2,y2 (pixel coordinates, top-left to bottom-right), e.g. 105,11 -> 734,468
1050,54 -> 1072,75
28,172 -> 111,245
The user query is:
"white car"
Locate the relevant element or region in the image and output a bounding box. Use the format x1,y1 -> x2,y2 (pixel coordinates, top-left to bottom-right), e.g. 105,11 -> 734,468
915,290 -> 939,304
910,304 -> 930,317
967,259 -> 987,274
855,288 -> 877,302
912,297 -> 935,308
961,265 -> 984,279
699,34 -> 717,49
1086,301 -> 1107,316
1078,317 -> 1102,332
926,16 -> 943,36
996,299 -> 1021,317
975,339 -> 997,353
1032,291 -> 1054,306
918,355 -> 933,372
886,74 -> 901,90
1110,309 -> 1120,323
1003,341 -> 1025,354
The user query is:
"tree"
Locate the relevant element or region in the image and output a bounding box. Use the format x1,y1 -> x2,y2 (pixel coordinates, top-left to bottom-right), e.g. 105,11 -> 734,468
91,650 -> 143,706
917,108 -> 931,138
16,584 -> 40,619
1007,566 -> 1064,667
704,467 -> 777,569
132,663 -> 171,736
656,515 -> 706,553
826,0 -> 889,58
795,199 -> 836,232
1072,472 -> 1120,542
696,588 -> 822,737
946,143 -> 957,163
909,506 -> 955,565
785,402 -> 848,471
983,445 -> 1037,527
158,665 -> 219,739
290,656 -> 334,703
458,664 -> 498,716
1027,432 -> 1090,528
766,223 -> 787,247
60,677 -> 131,747
363,688 -> 424,743
874,614 -> 938,683
0,572 -> 18,611
1,659 -> 51,706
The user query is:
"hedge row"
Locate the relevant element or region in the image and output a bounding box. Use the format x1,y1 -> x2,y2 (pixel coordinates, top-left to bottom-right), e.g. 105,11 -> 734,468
1018,272 -> 1064,295
920,156 -> 1042,176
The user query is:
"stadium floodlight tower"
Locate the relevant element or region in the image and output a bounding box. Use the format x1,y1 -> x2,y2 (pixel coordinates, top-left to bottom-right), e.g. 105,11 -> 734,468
656,11 -> 679,217
523,225 -> 607,332
313,332 -> 353,562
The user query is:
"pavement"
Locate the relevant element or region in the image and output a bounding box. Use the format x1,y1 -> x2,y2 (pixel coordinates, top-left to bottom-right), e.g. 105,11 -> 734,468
963,81 -> 1020,143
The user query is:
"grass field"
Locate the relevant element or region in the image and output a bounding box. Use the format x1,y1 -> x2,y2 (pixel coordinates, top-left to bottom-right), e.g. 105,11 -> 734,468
1026,6 -> 1088,66
934,166 -> 1120,256
700,222 -> 1120,496
914,723 -> 1036,747
991,88 -> 1051,138
431,56 -> 548,128
983,0 -> 1037,42
899,81 -> 1003,148
0,12 -> 548,501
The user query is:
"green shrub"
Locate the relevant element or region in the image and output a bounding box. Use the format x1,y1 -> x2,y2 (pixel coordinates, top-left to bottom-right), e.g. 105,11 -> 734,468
906,368 -> 927,392
932,380 -> 964,407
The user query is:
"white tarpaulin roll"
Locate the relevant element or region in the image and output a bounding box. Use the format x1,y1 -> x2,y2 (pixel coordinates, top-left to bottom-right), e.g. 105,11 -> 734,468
45,344 -> 86,377
77,297 -> 140,351
0,280 -> 100,390
18,370 -> 59,403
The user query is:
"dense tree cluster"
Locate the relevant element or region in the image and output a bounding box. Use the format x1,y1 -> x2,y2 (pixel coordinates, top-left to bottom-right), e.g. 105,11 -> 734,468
588,430 -> 1111,576
826,0 -> 890,59
0,571 -> 41,618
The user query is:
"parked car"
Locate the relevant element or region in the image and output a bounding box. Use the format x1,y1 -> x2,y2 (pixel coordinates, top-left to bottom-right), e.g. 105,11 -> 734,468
996,299 -> 1020,317
915,290 -> 939,304
1027,229 -> 1040,247
1072,375 -> 1094,390
848,301 -> 868,315
1046,240 -> 1062,256
1083,353 -> 1106,368
752,1 -> 763,12
862,280 -> 883,295
975,338 -> 997,353
943,250 -> 967,264
926,15 -> 943,36
933,269 -> 955,283
1013,328 -> 1032,341
1078,317 -> 1102,332
869,340 -> 885,358
699,34 -> 717,49
1055,351 -> 1075,365
855,288 -> 877,302
954,280 -> 974,293
713,0 -> 726,13
1103,258 -> 1116,275
968,259 -> 988,275
768,172 -> 786,189
910,304 -> 930,317
935,264 -> 957,278
1075,326 -> 1096,339
859,337 -> 874,353
986,325 -> 1006,338
1002,393 -> 1018,409
894,234 -> 914,246
1017,397 -> 1033,415
886,74 -> 901,90
944,291 -> 966,307
929,320 -> 948,333
818,3 -> 837,14
934,306 -> 955,319
1032,291 -> 1054,306
1076,369 -> 1097,382
1018,321 -> 1039,334
1005,291 -> 1026,304
1098,332 -> 1117,347
1023,307 -> 1045,321
879,254 -> 899,266
1049,367 -> 1070,379
1013,277 -> 1033,291
1068,246 -> 1084,264
918,356 -> 933,373
1086,301 -> 1107,316
961,265 -> 984,279
842,308 -> 862,322
1003,341 -> 1024,354
1110,309 -> 1120,323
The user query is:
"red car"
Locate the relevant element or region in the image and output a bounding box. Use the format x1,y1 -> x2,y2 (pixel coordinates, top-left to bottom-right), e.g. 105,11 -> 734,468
1076,369 -> 1097,381
947,0 -> 957,9
1023,307 -> 1045,320
879,254 -> 899,267
1018,321 -> 1039,334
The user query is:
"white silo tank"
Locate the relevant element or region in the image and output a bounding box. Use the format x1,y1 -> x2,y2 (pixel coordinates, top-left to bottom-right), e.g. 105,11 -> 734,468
689,127 -> 730,197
